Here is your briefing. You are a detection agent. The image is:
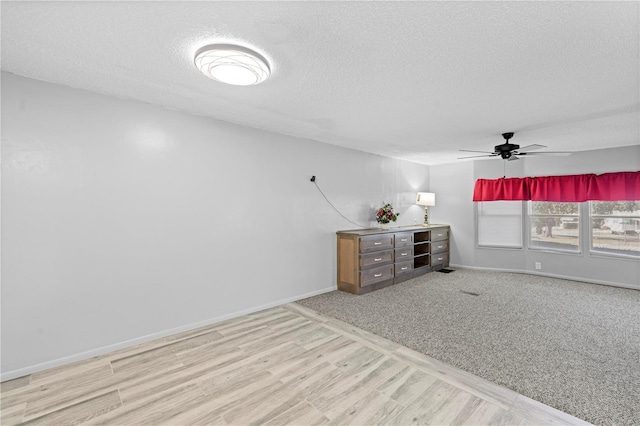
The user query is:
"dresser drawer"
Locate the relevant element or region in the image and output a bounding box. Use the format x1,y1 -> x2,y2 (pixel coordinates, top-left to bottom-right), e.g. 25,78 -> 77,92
431,253 -> 449,267
395,261 -> 413,276
431,240 -> 449,254
360,264 -> 394,287
431,228 -> 449,241
394,247 -> 414,261
360,234 -> 394,253
394,232 -> 414,247
360,250 -> 393,268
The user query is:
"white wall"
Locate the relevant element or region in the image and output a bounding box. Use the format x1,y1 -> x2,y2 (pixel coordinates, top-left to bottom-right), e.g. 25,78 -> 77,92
431,145 -> 640,289
428,161 -> 476,267
1,73 -> 430,379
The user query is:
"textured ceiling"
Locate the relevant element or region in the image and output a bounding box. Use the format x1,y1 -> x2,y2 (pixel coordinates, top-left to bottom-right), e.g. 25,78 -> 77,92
2,1 -> 639,165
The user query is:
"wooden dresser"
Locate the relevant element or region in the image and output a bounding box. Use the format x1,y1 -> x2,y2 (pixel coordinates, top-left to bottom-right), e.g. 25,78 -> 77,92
336,225 -> 450,295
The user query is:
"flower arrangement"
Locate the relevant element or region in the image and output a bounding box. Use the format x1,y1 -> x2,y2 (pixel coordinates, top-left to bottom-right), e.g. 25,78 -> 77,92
376,202 -> 399,224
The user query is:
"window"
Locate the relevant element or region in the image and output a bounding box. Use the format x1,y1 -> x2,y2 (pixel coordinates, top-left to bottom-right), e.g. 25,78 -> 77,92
477,201 -> 523,248
590,201 -> 640,258
528,202 -> 580,253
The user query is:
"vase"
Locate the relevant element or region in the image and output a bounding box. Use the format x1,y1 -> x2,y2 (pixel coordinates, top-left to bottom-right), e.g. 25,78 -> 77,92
380,223 -> 390,230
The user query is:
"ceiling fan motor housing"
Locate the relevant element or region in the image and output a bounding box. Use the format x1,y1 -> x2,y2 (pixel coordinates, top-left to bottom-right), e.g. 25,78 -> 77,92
496,132 -> 517,158
495,143 -> 519,158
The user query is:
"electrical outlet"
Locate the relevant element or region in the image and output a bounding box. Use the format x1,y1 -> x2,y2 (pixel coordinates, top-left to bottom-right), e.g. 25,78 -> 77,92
535,262 -> 542,270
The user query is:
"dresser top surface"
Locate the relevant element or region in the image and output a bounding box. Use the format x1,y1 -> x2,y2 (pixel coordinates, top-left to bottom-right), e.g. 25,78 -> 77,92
337,224 -> 449,236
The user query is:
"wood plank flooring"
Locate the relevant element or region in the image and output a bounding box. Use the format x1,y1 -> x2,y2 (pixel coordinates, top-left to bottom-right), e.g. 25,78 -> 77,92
0,303 -> 591,425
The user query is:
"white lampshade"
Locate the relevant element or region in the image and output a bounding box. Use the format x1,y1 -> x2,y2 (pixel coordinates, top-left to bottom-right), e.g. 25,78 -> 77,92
416,192 -> 435,207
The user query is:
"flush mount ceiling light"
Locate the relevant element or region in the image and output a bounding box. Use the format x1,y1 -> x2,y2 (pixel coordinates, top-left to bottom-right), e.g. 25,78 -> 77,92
194,44 -> 270,86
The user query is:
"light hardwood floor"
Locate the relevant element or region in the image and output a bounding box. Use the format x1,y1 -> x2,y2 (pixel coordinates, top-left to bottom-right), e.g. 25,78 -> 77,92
0,303 -> 591,425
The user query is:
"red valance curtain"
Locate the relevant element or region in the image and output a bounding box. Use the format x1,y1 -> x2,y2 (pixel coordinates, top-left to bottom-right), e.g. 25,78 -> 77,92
473,171 -> 640,202
528,174 -> 591,202
473,178 -> 530,201
587,171 -> 640,201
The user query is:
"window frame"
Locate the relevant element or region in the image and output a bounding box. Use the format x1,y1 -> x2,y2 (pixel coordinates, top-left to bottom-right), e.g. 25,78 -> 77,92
476,201 -> 524,250
588,201 -> 640,260
527,201 -> 582,254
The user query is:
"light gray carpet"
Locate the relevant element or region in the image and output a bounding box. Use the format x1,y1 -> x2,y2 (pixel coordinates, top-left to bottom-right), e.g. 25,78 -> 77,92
297,269 -> 640,425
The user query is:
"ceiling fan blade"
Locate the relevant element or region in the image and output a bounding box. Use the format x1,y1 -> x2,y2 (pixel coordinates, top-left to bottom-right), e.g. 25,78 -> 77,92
518,152 -> 572,157
459,149 -> 494,154
517,144 -> 546,153
457,154 -> 498,159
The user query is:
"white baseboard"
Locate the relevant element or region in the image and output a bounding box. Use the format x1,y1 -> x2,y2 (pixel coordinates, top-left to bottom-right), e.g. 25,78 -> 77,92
449,263 -> 640,291
0,285 -> 337,382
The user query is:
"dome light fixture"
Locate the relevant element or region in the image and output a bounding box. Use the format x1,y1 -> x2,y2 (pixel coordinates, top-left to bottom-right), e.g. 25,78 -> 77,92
194,44 -> 271,86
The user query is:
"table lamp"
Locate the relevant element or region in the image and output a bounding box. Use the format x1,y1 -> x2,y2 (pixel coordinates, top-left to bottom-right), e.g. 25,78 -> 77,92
416,192 -> 435,226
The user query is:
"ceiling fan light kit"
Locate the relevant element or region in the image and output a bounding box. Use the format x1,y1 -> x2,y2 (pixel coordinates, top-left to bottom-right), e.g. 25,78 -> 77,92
458,132 -> 572,161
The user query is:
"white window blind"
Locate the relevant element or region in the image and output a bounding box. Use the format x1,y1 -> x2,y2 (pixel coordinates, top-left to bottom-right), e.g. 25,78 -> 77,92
477,201 -> 523,248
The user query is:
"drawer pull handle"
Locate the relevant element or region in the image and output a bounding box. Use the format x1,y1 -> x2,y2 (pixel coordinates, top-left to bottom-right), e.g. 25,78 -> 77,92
438,257 -> 443,261
374,258 -> 382,261
401,252 -> 408,256
438,245 -> 443,249
401,238 -> 408,242
374,242 -> 382,245
401,267 -> 408,270
437,233 -> 443,237
374,273 -> 382,277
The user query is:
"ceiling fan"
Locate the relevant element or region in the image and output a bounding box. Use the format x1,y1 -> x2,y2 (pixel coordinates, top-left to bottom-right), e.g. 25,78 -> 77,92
458,132 -> 572,161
